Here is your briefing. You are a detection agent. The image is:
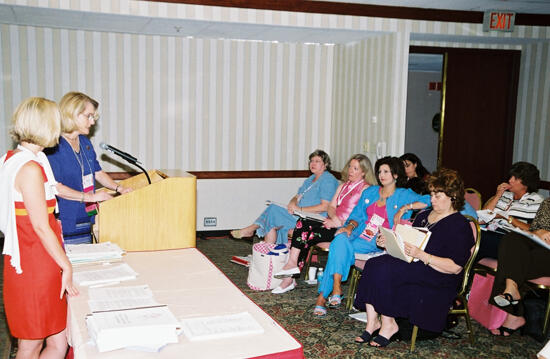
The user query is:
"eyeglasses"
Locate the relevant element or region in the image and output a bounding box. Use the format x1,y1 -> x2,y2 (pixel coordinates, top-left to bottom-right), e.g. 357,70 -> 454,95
81,112 -> 100,121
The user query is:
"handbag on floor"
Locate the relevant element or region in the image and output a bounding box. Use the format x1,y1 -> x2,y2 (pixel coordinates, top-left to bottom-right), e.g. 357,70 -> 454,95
247,242 -> 289,291
467,273 -> 507,330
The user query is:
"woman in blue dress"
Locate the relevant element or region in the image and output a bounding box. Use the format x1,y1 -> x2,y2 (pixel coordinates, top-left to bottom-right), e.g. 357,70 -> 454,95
313,156 -> 431,316
46,92 -> 131,244
353,168 -> 474,347
231,150 -> 338,245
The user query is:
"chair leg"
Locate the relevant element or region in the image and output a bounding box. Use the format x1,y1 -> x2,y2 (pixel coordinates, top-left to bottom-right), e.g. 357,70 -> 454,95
345,268 -> 358,311
464,307 -> 475,343
543,289 -> 550,337
410,325 -> 418,352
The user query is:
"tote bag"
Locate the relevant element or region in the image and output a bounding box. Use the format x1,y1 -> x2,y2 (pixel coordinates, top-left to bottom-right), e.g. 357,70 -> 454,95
247,242 -> 289,291
468,273 -> 507,330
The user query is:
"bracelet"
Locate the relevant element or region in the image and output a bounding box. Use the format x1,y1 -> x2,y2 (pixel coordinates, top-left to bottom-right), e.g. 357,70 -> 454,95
425,254 -> 431,266
115,185 -> 120,194
80,192 -> 85,203
349,221 -> 357,230
409,203 -> 413,210
508,216 -> 513,224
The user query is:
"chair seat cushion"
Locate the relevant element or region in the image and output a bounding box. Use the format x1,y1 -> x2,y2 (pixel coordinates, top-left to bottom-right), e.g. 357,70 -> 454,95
529,277 -> 550,287
478,258 -> 498,269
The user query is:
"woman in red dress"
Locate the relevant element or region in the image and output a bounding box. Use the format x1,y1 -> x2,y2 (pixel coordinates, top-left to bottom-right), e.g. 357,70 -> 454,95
0,97 -> 79,359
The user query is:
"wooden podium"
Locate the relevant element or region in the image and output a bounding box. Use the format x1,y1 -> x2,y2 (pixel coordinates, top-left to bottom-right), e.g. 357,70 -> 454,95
97,170 -> 196,251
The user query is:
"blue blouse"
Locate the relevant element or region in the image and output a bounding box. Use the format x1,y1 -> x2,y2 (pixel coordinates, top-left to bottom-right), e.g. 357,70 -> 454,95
297,171 -> 339,216
346,186 -> 431,237
46,136 -> 102,236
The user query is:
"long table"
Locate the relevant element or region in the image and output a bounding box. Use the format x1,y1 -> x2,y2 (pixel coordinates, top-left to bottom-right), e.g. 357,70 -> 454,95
68,248 -> 303,358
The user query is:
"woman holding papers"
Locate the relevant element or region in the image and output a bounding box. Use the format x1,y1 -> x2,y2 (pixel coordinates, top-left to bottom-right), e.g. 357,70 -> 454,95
353,169 -> 474,347
231,149 -> 338,245
489,197 -> 550,337
0,98 -> 78,359
477,162 -> 542,260
312,156 -> 431,316
46,92 -> 131,244
272,154 -> 376,294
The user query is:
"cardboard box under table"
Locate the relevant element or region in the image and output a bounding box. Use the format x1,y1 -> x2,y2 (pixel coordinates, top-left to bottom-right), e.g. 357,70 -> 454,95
68,248 -> 303,359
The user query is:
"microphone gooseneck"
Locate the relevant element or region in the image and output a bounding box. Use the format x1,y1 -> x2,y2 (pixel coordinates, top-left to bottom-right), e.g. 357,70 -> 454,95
99,142 -> 151,184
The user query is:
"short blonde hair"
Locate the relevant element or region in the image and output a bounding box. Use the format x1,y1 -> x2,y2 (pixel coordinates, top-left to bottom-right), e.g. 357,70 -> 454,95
59,92 -> 99,133
10,97 -> 61,147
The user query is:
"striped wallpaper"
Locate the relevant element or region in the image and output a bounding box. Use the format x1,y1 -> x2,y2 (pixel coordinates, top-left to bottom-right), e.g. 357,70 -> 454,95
0,24 -> 335,171
0,0 -> 549,179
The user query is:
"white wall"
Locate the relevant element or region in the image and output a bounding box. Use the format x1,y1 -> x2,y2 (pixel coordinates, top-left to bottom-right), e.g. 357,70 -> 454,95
404,71 -> 441,172
196,177 -> 307,231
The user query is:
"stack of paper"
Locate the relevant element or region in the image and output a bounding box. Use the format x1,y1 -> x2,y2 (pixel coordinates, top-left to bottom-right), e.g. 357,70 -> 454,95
73,263 -> 137,286
86,306 -> 181,352
180,312 -> 264,341
65,242 -> 125,265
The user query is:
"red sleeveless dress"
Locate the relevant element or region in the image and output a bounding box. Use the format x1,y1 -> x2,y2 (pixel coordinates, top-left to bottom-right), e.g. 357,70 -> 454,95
3,151 -> 67,339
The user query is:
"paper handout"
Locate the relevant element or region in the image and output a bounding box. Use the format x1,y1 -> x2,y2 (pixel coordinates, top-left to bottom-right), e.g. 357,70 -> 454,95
379,224 -> 432,263
180,312 -> 264,341
73,263 -> 137,286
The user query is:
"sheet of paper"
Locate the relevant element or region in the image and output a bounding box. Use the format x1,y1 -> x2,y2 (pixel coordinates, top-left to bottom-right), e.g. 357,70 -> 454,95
181,312 -> 264,341
73,263 -> 137,286
88,285 -> 152,301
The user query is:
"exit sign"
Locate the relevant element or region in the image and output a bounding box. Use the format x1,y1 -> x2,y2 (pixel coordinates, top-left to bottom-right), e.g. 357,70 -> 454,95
483,10 -> 516,32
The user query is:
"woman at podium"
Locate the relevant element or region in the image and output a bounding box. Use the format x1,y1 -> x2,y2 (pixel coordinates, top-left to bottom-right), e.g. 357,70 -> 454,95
46,92 -> 131,244
0,97 -> 79,358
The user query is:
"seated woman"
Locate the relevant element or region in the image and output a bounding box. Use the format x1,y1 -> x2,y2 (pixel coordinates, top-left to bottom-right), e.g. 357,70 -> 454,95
271,154 -> 376,294
353,168 -> 474,347
477,162 -> 543,260
489,197 -> 550,336
400,153 -> 430,195
231,150 -> 338,245
312,156 -> 431,316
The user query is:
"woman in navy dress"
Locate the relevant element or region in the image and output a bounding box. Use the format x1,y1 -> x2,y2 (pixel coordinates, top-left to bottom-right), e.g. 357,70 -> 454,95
353,168 -> 474,347
46,92 -> 131,244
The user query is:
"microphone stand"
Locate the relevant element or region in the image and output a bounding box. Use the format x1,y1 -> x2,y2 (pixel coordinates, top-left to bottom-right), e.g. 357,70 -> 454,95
130,160 -> 151,185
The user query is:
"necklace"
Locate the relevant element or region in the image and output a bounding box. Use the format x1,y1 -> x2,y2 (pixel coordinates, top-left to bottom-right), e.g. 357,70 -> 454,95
64,136 -> 92,179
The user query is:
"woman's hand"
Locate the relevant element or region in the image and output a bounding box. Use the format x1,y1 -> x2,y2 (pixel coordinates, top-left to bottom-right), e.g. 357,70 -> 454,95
60,267 -> 79,299
116,186 -> 132,194
404,242 -> 423,259
534,229 -> 550,243
336,221 -> 355,237
393,207 -> 407,226
323,217 -> 342,229
91,191 -> 113,202
496,182 -> 511,197
375,233 -> 387,248
287,202 -> 300,215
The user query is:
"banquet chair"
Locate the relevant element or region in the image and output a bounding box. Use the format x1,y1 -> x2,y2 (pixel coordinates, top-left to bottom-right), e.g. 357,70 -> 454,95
410,215 -> 481,351
464,188 -> 483,211
303,242 -> 330,280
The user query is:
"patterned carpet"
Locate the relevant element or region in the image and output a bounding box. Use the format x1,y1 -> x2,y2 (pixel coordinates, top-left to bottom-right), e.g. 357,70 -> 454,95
197,234 -> 547,359
0,235 -> 547,358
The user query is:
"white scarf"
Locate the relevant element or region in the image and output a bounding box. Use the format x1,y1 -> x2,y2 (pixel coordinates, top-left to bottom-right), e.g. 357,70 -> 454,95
0,145 -> 58,274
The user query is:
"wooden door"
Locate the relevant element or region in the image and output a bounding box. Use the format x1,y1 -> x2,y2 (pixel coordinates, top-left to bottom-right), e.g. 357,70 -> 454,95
411,47 -> 521,201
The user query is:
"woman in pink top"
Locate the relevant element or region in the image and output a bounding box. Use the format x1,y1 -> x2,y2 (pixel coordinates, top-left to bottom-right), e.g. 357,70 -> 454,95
272,154 -> 376,294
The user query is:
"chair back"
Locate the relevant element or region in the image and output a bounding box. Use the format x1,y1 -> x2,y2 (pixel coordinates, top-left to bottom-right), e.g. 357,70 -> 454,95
459,215 -> 482,297
464,188 -> 482,211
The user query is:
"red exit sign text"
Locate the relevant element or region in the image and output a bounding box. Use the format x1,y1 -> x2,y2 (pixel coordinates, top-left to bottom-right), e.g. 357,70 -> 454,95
483,11 -> 516,32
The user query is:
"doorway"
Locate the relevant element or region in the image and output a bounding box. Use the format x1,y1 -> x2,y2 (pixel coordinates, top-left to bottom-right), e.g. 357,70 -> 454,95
407,46 -> 521,201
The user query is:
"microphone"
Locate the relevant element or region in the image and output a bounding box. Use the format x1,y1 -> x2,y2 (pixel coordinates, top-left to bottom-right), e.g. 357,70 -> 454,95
99,142 -> 141,165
